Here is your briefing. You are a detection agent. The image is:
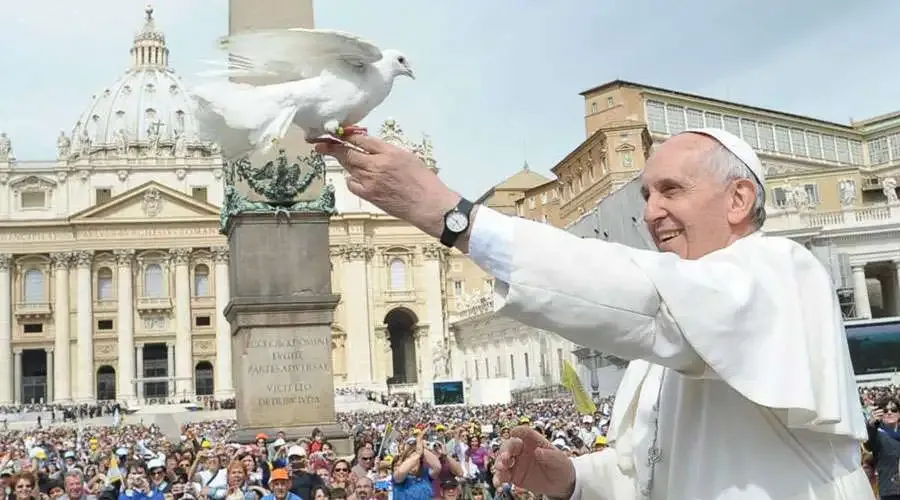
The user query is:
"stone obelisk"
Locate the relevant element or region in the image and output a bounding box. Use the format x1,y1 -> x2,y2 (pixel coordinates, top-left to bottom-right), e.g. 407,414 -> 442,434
225,0 -> 349,453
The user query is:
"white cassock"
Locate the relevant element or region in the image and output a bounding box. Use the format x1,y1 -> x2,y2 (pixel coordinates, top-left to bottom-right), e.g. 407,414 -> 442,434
468,208 -> 874,500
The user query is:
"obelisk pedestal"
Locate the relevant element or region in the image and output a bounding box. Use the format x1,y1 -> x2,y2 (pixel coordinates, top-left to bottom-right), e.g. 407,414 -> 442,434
224,213 -> 350,454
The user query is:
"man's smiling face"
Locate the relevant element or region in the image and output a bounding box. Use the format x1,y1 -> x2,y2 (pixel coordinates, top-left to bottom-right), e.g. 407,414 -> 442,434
641,133 -> 755,260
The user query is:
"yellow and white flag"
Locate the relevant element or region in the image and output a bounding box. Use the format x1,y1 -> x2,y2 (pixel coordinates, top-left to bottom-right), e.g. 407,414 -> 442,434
561,360 -> 597,415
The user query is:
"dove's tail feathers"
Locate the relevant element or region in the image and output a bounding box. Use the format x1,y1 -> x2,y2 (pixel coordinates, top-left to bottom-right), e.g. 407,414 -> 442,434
253,105 -> 299,155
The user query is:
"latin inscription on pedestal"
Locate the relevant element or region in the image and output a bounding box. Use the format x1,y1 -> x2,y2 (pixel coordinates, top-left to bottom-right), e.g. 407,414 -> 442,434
238,325 -> 334,428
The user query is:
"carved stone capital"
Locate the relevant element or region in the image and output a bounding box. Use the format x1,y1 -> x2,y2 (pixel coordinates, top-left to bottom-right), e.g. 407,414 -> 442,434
168,247 -> 192,265
50,252 -> 72,270
46,347 -> 54,354
211,246 -> 229,263
339,243 -> 374,261
113,249 -> 136,267
73,250 -> 94,268
13,348 -> 23,355
422,243 -> 445,260
0,254 -> 11,271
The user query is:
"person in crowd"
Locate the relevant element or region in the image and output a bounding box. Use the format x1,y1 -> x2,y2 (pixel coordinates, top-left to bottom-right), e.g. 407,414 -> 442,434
259,470 -> 297,500
318,128 -> 874,498
60,470 -> 95,500
866,400 -> 900,499
391,434 -> 440,499
286,447 -> 322,500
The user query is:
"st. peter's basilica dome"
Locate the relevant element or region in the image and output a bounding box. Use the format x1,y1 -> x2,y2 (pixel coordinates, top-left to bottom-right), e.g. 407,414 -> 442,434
65,6 -> 211,160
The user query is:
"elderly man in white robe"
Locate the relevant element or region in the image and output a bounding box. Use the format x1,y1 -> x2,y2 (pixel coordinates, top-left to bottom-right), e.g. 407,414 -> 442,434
318,128 -> 873,499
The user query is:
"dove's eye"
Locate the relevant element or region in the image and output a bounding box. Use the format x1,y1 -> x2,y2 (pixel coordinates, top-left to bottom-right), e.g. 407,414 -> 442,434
398,57 -> 406,64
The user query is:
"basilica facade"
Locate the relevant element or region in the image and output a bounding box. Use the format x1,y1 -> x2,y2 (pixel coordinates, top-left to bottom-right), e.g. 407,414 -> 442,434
0,6 -> 478,406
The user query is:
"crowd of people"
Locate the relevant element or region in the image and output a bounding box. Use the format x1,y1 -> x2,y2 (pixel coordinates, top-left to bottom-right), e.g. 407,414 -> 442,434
0,386 -> 895,499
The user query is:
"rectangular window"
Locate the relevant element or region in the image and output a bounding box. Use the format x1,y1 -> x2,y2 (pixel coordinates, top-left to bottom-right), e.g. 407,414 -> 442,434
496,356 -> 503,377
772,187 -> 788,207
524,353 -> 530,377
835,137 -> 851,163
191,187 -> 208,203
21,191 -> 46,209
686,108 -> 704,128
704,112 -> 723,129
484,358 -> 489,378
758,123 -> 776,151
195,315 -> 211,327
723,116 -> 741,137
740,119 -> 758,148
868,137 -> 890,165
666,105 -> 685,134
804,184 -> 820,205
646,100 -> 667,133
805,132 -> 823,159
453,281 -> 463,296
97,319 -> 114,331
23,323 -> 43,334
790,129 -> 807,157
821,135 -> 837,161
849,140 -> 864,165
96,188 -> 112,204
775,126 -> 791,154
509,353 -> 516,379
890,134 -> 900,162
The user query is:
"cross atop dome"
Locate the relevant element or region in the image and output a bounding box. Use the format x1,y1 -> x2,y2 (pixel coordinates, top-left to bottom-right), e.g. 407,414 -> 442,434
131,4 -> 169,70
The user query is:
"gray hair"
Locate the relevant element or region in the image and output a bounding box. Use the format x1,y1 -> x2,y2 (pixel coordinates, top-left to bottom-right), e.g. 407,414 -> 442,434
65,469 -> 84,483
706,141 -> 767,229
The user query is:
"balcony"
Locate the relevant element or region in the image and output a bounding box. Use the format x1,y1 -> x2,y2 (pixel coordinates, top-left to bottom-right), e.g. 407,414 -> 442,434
14,302 -> 52,320
384,289 -> 416,303
764,202 -> 900,235
137,296 -> 173,315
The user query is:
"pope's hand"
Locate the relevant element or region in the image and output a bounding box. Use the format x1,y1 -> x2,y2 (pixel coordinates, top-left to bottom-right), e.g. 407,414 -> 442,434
316,135 -> 462,241
494,426 -> 576,498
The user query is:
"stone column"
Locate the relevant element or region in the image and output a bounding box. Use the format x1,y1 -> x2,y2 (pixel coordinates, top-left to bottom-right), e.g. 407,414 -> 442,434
894,260 -> 900,316
212,247 -> 234,399
170,248 -> 193,399
46,348 -> 54,402
50,252 -> 72,403
420,244 -> 446,398
0,254 -> 12,405
135,343 -> 144,402
852,265 -> 872,319
74,250 -> 95,402
114,250 -> 136,403
167,342 -> 176,398
13,348 -> 22,404
338,244 -> 374,384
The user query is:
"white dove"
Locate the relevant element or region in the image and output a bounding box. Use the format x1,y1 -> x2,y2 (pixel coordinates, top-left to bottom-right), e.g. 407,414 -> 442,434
190,28 -> 414,160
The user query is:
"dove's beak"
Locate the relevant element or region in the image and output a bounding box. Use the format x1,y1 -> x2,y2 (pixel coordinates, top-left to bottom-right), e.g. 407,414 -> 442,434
404,68 -> 416,80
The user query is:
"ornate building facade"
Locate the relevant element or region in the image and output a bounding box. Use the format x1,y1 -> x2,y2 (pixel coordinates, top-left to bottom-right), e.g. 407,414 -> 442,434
0,6 -> 466,406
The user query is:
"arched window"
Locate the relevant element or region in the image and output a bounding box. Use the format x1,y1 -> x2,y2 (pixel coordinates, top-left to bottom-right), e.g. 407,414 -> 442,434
193,264 -> 210,297
389,258 -> 406,290
23,269 -> 45,303
97,267 -> 114,300
143,264 -> 164,298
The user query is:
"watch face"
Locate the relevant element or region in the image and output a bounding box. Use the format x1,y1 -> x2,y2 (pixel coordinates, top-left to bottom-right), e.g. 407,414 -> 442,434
446,211 -> 469,232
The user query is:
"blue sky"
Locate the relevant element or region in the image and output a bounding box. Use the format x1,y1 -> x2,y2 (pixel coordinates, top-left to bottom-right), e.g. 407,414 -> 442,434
0,0 -> 897,198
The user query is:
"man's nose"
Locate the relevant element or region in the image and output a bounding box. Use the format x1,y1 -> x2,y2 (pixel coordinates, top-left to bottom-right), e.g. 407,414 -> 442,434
643,195 -> 666,225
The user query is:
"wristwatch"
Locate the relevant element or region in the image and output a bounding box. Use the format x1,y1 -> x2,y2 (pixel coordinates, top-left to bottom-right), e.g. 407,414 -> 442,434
440,198 -> 475,248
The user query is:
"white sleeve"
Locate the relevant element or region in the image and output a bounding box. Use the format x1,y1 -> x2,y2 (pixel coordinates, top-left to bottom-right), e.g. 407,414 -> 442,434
467,206 -> 704,374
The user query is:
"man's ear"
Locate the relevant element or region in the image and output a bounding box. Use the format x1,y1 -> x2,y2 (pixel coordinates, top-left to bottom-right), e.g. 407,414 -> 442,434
727,178 -> 757,225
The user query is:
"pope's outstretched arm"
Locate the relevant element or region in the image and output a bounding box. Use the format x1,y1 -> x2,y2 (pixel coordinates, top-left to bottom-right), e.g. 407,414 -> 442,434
464,205 -> 863,440
465,205 -> 705,374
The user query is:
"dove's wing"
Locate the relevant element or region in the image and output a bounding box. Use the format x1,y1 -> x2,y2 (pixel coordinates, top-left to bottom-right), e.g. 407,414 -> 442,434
216,28 -> 384,83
